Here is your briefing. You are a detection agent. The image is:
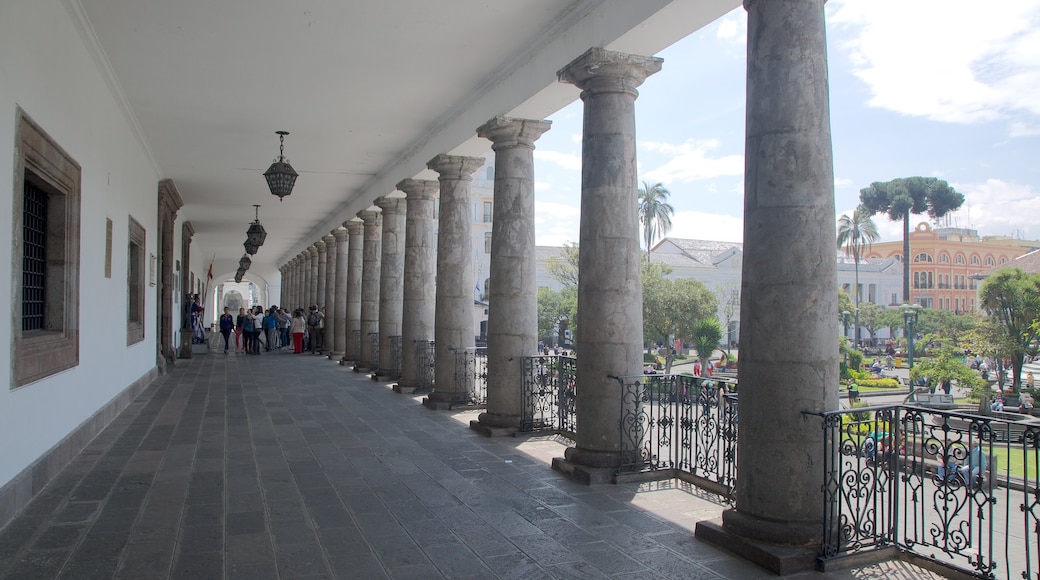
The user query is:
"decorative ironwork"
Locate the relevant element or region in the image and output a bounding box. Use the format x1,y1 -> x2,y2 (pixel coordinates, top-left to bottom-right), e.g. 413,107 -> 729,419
520,355 -> 577,437
387,335 -> 403,379
243,205 -> 266,255
368,332 -> 380,371
22,179 -> 47,332
416,340 -> 435,392
818,403 -> 1039,579
617,374 -> 738,497
264,131 -> 298,201
351,329 -> 361,360
451,347 -> 488,406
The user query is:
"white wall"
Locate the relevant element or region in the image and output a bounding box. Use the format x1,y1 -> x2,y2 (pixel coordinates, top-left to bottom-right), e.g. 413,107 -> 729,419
0,0 -> 165,486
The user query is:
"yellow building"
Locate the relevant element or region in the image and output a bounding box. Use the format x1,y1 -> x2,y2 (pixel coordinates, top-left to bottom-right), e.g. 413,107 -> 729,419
865,223 -> 1040,312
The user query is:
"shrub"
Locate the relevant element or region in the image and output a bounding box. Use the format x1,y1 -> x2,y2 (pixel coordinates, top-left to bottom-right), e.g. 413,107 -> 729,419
855,377 -> 900,389
847,349 -> 864,374
849,401 -> 872,422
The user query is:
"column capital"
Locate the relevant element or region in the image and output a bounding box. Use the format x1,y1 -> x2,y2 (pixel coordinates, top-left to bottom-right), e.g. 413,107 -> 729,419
307,245 -> 319,258
375,196 -> 406,215
396,178 -> 438,201
298,252 -> 308,262
557,47 -> 662,95
427,154 -> 485,180
315,240 -> 327,253
322,233 -> 336,246
345,219 -> 364,235
357,208 -> 382,226
332,226 -> 350,242
477,116 -> 551,150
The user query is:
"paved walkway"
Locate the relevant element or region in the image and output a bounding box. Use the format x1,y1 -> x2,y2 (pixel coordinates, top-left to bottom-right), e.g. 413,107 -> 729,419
0,348 -> 939,579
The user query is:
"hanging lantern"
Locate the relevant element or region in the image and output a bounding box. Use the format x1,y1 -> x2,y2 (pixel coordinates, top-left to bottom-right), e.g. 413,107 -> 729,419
239,254 -> 252,271
244,204 -> 267,255
263,130 -> 298,201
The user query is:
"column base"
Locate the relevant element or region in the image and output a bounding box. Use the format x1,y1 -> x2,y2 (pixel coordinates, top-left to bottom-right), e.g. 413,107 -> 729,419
693,508 -> 821,575
421,391 -> 469,410
469,412 -> 520,437
550,446 -> 623,485
329,351 -> 345,360
392,382 -> 417,394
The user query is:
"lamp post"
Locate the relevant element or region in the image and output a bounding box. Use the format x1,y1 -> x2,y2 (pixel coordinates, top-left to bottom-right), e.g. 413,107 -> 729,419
841,310 -> 851,339
898,305 -> 923,372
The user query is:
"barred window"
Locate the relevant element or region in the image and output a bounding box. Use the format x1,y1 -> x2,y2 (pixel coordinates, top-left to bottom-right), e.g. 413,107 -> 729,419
22,178 -> 48,332
12,110 -> 81,387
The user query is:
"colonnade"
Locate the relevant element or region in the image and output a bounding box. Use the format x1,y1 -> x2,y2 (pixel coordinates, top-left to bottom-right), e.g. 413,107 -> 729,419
279,0 -> 836,568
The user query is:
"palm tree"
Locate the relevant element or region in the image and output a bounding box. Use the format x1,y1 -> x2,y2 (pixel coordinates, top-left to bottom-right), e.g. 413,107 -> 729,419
837,206 -> 879,347
638,181 -> 674,260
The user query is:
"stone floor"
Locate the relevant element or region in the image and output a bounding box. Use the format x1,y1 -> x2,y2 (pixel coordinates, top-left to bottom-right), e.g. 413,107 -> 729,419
0,347 -> 941,579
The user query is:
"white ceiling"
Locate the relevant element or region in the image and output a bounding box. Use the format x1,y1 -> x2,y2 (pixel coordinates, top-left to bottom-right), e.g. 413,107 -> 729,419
78,0 -> 739,283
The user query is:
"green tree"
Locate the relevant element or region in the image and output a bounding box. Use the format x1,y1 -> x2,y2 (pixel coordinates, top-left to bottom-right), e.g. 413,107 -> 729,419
837,206 -> 879,345
642,262 -> 717,350
714,280 -> 740,353
537,286 -> 577,346
691,318 -> 723,377
859,177 -> 965,302
876,307 -> 905,342
978,268 -> 1040,391
856,302 -> 881,345
637,181 -> 674,260
910,344 -> 986,400
545,242 -> 579,288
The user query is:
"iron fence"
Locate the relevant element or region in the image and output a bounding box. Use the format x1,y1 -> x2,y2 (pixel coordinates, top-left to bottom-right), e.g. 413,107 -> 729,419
387,335 -> 402,379
452,347 -> 488,406
616,374 -> 738,497
817,404 -> 1040,579
368,332 -> 379,371
519,355 -> 577,437
416,340 -> 435,392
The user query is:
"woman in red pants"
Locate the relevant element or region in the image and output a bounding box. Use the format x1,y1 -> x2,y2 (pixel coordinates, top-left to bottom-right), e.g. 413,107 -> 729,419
290,308 -> 307,353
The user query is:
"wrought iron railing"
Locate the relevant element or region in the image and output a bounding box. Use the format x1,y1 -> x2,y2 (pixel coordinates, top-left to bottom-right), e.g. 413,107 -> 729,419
416,340 -> 435,392
519,355 -> 577,437
616,374 -> 738,497
817,404 -> 1040,579
368,332 -> 379,371
387,335 -> 403,379
452,347 -> 488,406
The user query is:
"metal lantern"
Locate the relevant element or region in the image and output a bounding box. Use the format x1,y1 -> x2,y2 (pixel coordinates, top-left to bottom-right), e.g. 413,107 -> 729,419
263,130 -> 298,201
244,205 -> 267,255
239,254 -> 252,271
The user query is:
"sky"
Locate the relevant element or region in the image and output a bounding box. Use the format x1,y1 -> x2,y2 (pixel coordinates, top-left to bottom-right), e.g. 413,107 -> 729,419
531,0 -> 1040,248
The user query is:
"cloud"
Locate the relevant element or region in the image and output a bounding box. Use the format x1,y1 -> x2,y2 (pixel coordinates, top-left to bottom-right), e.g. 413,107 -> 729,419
828,0 -> 1040,131
534,150 -> 581,171
955,179 -> 1040,239
835,177 -> 854,188
667,211 -> 744,244
640,139 -> 743,183
535,200 -> 581,246
715,11 -> 746,45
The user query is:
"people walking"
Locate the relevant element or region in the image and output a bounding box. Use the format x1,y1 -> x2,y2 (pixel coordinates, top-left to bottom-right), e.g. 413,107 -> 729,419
307,305 -> 325,354
290,309 -> 307,354
263,307 -> 279,352
218,307 -> 234,354
251,306 -> 264,354
236,307 -> 252,354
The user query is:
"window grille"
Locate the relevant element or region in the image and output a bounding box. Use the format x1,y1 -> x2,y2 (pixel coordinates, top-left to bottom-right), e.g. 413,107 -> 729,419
22,179 -> 47,332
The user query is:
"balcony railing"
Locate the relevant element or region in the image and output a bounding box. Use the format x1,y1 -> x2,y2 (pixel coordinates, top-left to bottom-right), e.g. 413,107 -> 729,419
615,374 -> 738,498
519,355 -> 576,437
816,404 -> 1040,578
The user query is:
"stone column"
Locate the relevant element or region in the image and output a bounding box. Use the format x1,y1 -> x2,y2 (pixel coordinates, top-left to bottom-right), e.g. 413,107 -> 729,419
289,257 -> 301,310
471,117 -> 551,435
323,233 -> 337,356
331,226 -> 350,358
330,227 -> 351,359
375,196 -> 406,377
394,178 -> 438,394
302,251 -> 313,310
357,209 -> 382,370
696,1 -> 838,570
308,245 -> 320,308
423,154 -> 484,409
341,220 -> 364,364
552,48 -> 660,479
315,240 -> 328,312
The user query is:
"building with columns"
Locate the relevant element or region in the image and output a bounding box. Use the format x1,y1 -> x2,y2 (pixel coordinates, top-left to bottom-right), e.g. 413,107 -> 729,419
1,0 -> 869,574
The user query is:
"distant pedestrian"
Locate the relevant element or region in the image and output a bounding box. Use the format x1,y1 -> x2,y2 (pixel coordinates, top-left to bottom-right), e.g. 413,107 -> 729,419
218,307 -> 234,354
291,309 -> 307,354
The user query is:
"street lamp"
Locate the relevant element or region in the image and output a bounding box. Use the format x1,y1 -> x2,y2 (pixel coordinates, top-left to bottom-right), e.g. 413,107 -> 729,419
902,303 -> 922,381
841,310 -> 851,338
